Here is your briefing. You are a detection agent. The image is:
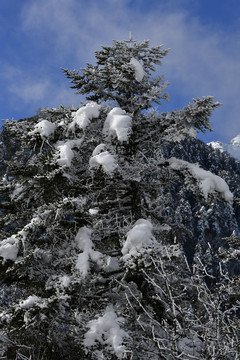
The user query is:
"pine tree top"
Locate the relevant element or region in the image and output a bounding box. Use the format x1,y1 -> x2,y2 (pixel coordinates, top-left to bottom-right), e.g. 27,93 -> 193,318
62,37 -> 170,115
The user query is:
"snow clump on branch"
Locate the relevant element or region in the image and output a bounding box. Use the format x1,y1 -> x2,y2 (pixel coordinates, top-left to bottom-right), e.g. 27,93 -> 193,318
89,144 -> 118,175
103,107 -> 132,143
0,235 -> 19,262
69,102 -> 101,131
19,295 -> 40,309
55,139 -> 83,168
168,157 -> 233,202
75,226 -> 103,278
130,57 -> 144,82
84,305 -> 128,359
121,219 -> 156,263
29,119 -> 56,139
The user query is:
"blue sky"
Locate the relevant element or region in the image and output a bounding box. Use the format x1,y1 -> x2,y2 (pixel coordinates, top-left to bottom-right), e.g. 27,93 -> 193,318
1,0 -> 240,143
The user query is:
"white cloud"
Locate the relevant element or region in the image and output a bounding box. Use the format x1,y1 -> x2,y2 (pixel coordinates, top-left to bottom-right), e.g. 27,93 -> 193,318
1,63 -> 81,120
2,64 -> 48,102
10,80 -> 49,102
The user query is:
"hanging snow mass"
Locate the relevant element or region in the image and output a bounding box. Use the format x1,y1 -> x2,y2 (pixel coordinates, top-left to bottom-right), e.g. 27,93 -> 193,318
103,107 -> 132,143
130,57 -> 144,82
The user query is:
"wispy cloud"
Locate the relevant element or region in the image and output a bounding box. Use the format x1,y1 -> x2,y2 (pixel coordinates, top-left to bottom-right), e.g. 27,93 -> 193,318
1,64 -> 48,101
0,63 -> 80,119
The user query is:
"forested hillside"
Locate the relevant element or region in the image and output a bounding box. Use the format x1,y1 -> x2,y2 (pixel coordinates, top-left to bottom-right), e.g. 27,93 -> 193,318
0,38 -> 239,360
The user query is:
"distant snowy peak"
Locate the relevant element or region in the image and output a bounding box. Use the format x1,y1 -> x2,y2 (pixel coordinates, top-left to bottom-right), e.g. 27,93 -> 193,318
208,134 -> 240,160
230,134 -> 240,147
207,141 -> 224,152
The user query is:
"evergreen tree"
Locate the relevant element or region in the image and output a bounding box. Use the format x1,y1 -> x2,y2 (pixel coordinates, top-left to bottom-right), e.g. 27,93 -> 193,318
0,37 -> 239,359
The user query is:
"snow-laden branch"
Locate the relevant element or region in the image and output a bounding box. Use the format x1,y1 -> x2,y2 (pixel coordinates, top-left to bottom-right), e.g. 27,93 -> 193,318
69,102 -> 101,131
75,226 -> 103,278
84,305 -> 129,359
168,157 -> 233,202
103,107 -> 132,143
29,119 -> 56,139
121,219 -> 156,263
89,144 -> 118,174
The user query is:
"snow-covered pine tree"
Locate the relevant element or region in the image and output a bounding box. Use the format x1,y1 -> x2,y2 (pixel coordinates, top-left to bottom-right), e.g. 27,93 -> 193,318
0,37 -> 239,359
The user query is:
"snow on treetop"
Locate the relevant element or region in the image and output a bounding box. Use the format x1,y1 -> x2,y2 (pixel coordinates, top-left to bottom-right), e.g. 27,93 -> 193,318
121,219 -> 156,262
103,107 -> 132,143
130,57 -> 144,82
69,102 -> 101,131
168,158 -> 233,202
84,305 -> 128,359
89,144 -> 118,175
30,119 -> 56,139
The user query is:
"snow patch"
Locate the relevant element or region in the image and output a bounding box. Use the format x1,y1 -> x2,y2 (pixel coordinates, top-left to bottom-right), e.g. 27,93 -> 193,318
20,295 -> 40,309
0,235 -> 19,262
75,226 -> 103,278
10,183 -> 24,201
89,208 -> 99,215
168,157 -> 233,202
59,275 -> 71,288
130,57 -> 144,82
103,107 -> 132,143
122,219 -> 156,262
92,143 -> 105,156
207,141 -> 224,152
84,306 -> 128,359
104,256 -> 120,273
89,145 -> 117,174
69,102 -> 101,131
55,138 -> 83,168
30,119 -> 56,139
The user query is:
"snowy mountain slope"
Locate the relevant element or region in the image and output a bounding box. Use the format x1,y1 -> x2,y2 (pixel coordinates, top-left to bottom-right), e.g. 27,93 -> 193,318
157,137 -> 240,259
